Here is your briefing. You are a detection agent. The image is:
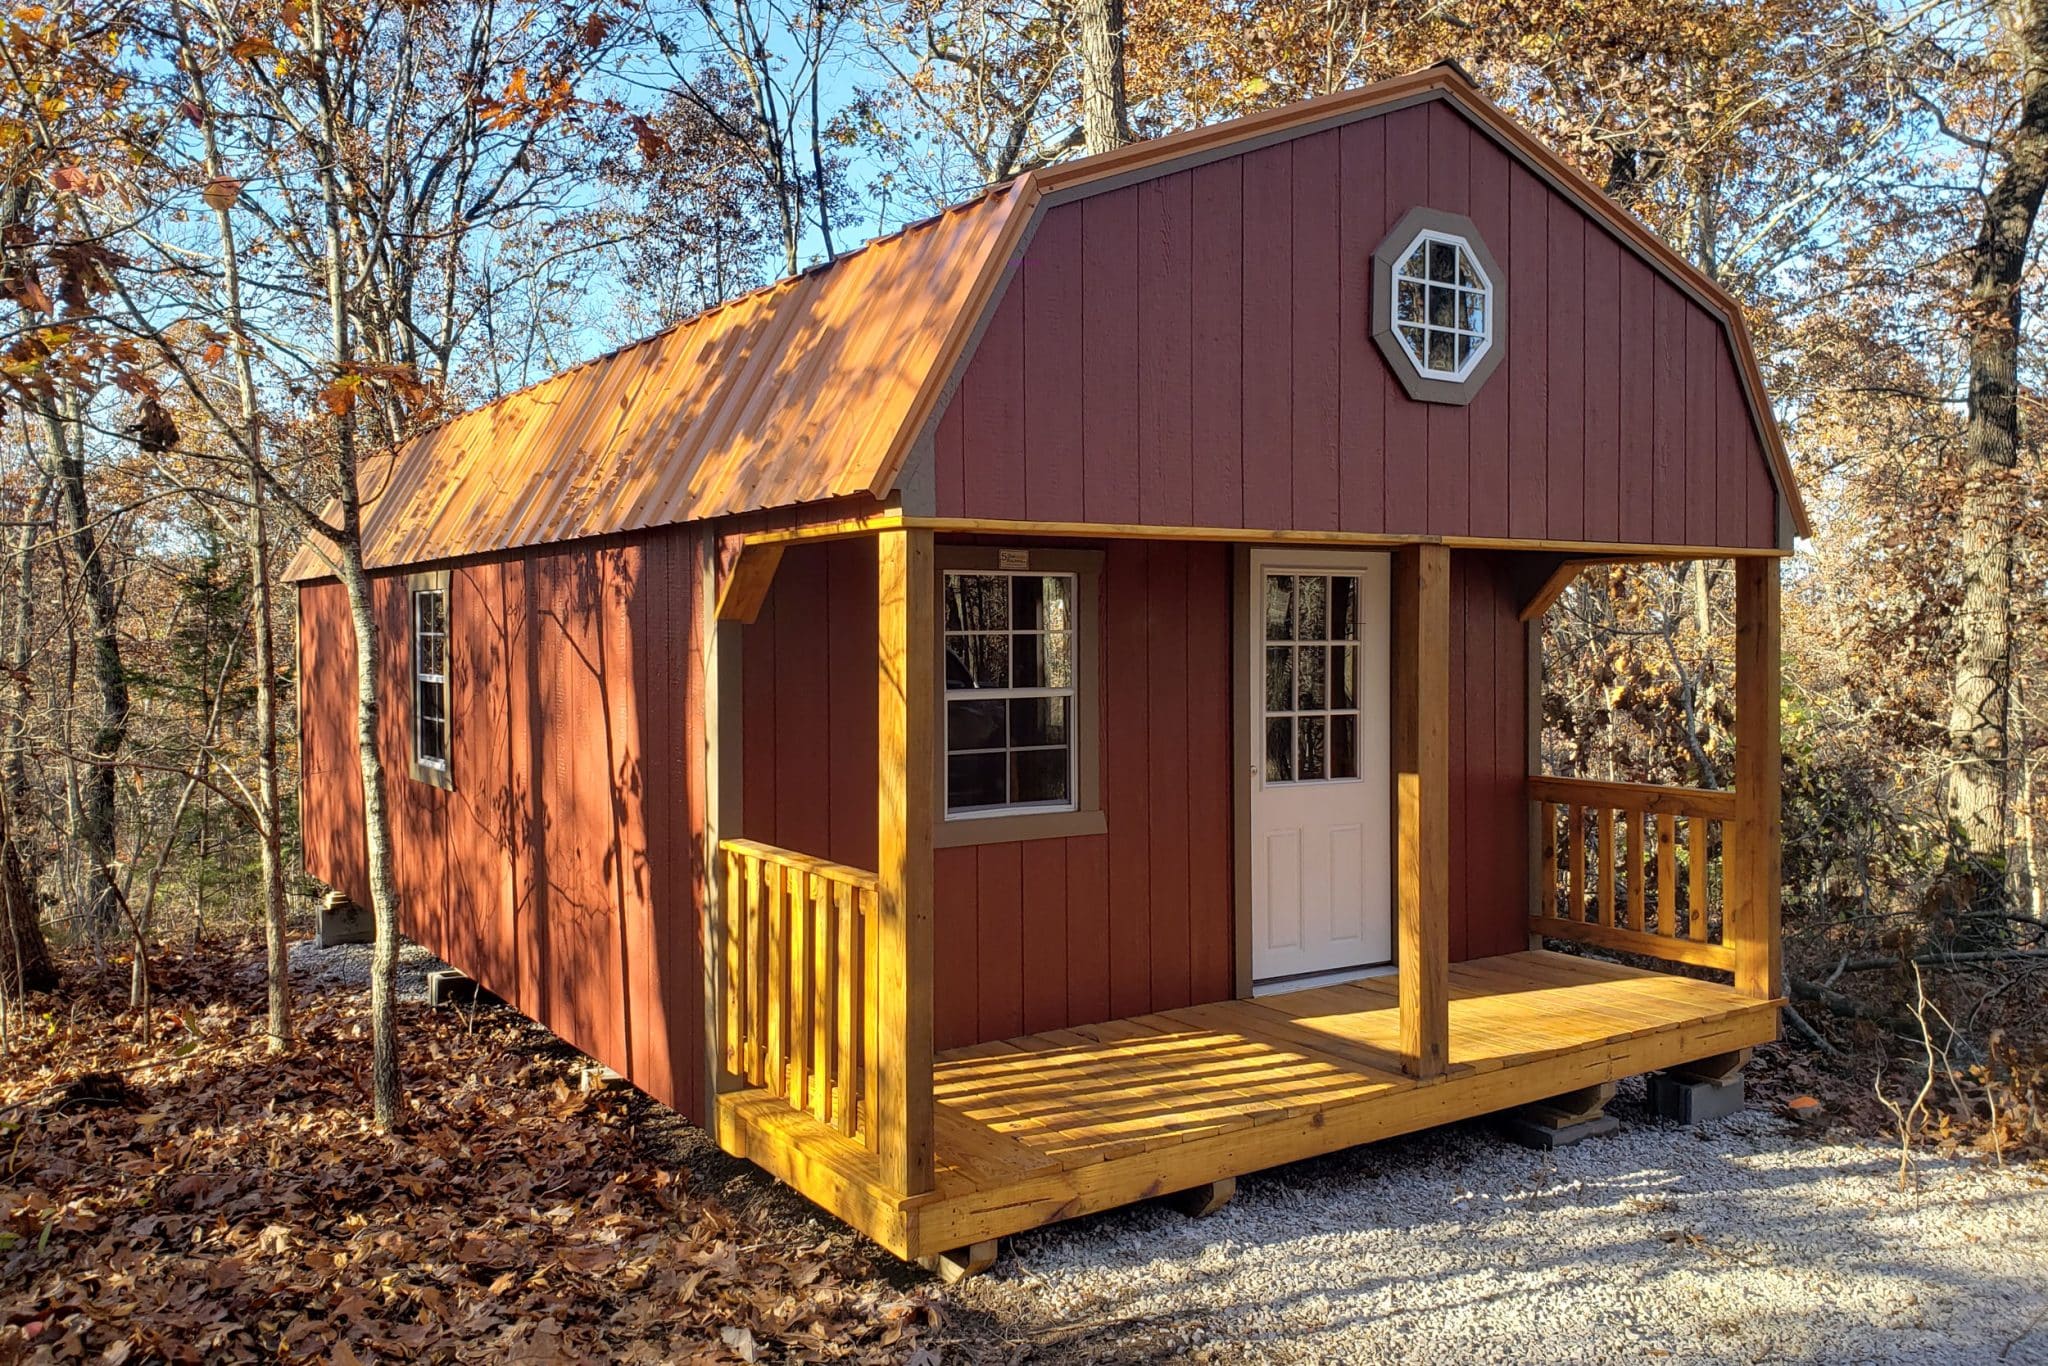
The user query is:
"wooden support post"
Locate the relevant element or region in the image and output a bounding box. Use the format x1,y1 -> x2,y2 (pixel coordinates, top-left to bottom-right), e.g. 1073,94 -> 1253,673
701,529 -> 747,1105
1732,557 -> 1783,1008
876,528 -> 936,1196
1393,543 -> 1450,1080
1168,1177 -> 1237,1218
922,1240 -> 997,1283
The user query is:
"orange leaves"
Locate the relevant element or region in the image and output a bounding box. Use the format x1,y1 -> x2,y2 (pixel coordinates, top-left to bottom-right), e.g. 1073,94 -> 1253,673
49,165 -> 102,195
0,942 -> 942,1363
478,64 -> 581,130
200,176 -> 242,211
625,112 -> 670,162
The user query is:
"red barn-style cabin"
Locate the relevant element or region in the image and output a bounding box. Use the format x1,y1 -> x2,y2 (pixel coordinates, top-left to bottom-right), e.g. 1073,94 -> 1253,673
292,64 -> 1796,1270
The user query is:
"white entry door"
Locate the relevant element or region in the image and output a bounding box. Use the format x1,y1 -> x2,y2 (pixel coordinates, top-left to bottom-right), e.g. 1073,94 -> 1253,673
1248,550 -> 1392,986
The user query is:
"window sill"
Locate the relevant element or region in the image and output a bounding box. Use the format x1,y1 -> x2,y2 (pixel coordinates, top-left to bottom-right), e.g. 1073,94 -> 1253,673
933,806 -> 1106,849
410,758 -> 453,792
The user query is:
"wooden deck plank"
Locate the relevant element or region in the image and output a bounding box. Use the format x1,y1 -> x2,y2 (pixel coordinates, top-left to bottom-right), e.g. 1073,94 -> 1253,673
722,950 -> 1782,1261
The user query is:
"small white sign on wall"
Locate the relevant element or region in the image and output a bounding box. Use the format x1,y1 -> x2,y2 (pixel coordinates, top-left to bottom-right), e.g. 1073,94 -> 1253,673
997,549 -> 1030,571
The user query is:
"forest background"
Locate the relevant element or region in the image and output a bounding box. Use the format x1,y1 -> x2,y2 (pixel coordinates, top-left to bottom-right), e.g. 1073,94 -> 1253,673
2,0 -> 2045,1144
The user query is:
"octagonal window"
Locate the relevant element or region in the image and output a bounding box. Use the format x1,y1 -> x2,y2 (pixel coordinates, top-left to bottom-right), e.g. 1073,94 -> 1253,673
1391,229 -> 1493,381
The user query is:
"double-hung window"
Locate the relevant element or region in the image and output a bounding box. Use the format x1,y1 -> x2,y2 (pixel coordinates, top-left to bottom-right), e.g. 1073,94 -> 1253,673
936,548 -> 1104,845
408,571 -> 452,788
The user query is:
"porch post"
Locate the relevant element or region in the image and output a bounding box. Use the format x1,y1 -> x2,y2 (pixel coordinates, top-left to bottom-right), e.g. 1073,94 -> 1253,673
1731,557 -> 1784,1006
1393,543 -> 1450,1079
876,527 -> 936,1195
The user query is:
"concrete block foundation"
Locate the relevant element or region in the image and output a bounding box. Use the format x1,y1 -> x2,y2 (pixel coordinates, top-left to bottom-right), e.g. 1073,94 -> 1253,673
315,891 -> 373,948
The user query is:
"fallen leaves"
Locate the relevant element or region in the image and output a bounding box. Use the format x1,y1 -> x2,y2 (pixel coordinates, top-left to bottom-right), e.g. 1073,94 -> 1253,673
0,943 -> 938,1363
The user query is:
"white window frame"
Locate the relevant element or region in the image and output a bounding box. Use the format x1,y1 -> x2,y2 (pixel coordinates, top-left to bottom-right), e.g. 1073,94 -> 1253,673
941,567 -> 1080,821
409,576 -> 451,785
1389,227 -> 1494,383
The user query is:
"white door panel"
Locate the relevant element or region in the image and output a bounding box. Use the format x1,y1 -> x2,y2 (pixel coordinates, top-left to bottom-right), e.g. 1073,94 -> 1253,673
1249,551 -> 1392,984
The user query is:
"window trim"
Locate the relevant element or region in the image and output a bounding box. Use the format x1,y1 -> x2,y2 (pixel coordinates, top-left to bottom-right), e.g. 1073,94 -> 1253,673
1387,227 -> 1493,384
407,569 -> 453,791
933,546 -> 1105,849
1370,206 -> 1507,406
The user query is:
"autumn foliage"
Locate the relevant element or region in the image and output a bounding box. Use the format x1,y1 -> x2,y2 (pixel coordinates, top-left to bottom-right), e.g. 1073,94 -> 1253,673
0,945 -> 938,1362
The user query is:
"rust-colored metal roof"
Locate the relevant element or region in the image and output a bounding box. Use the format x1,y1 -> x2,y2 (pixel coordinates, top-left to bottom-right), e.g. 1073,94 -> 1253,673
288,63 -> 1804,582
286,178 -> 1035,579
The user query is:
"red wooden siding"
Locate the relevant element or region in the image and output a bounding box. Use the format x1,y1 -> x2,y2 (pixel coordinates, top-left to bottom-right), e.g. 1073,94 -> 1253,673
740,538 -> 1236,1051
738,537 -> 881,871
1449,551 -> 1537,961
934,103 -> 1779,549
297,528 -> 707,1121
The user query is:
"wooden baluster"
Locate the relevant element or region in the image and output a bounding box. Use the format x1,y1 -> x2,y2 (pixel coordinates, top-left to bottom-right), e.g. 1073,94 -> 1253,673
810,873 -> 832,1124
1656,814 -> 1677,938
1687,817 -> 1709,941
793,868 -> 817,1113
767,861 -> 790,1097
1539,802 -> 1560,918
1596,807 -> 1616,927
722,849 -> 741,1078
1626,809 -> 1647,932
1568,805 -> 1586,922
860,882 -> 881,1151
745,853 -> 767,1086
834,880 -> 858,1137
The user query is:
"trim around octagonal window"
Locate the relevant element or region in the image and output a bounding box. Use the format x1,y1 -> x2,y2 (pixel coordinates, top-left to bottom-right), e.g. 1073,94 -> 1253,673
1370,207 -> 1506,405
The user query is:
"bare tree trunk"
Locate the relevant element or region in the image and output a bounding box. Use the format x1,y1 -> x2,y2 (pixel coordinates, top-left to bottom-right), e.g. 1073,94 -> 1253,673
0,477 -> 52,998
248,480 -> 288,1050
306,0 -> 403,1128
0,790 -> 51,999
1075,0 -> 1131,154
1946,0 -> 2048,918
180,17 -> 292,1052
38,392 -> 127,938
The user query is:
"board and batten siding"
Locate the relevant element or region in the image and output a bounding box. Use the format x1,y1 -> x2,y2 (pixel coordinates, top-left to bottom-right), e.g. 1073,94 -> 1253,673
297,527 -> 708,1121
1449,551 -> 1538,962
740,538 -> 1235,1051
738,537 -> 1536,1049
932,101 -> 1778,549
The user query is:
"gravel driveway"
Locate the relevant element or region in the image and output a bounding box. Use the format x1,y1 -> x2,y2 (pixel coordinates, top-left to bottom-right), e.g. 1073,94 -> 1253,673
942,1079 -> 2048,1365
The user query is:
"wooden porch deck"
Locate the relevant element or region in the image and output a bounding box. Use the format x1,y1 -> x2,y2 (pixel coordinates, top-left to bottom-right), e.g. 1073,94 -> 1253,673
715,950 -> 1780,1260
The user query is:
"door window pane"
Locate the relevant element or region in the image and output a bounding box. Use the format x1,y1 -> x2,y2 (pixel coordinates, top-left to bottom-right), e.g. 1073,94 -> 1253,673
1265,647 -> 1294,713
1298,576 -> 1327,640
1264,575 -> 1295,641
1332,576 -> 1358,640
1331,714 -> 1358,780
1298,716 -> 1327,782
1297,645 -> 1327,711
1332,646 -> 1358,709
1265,717 -> 1294,782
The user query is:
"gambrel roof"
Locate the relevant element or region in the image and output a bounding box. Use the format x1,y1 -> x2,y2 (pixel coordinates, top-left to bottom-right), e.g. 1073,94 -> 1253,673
287,63 -> 1805,580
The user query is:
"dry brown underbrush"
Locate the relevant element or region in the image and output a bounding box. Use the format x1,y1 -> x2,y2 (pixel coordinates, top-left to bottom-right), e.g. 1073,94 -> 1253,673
0,944 -> 938,1364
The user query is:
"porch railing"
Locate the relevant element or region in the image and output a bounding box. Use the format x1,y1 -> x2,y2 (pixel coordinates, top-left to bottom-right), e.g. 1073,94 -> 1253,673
719,838 -> 879,1147
1529,776 -> 1735,972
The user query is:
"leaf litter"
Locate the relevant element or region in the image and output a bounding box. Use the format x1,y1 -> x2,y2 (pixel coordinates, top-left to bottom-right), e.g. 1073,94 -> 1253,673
0,942 -> 940,1363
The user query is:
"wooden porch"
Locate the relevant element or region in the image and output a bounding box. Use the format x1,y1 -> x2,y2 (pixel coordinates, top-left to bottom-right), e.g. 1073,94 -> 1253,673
701,529 -> 1786,1265
715,948 -> 1779,1260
